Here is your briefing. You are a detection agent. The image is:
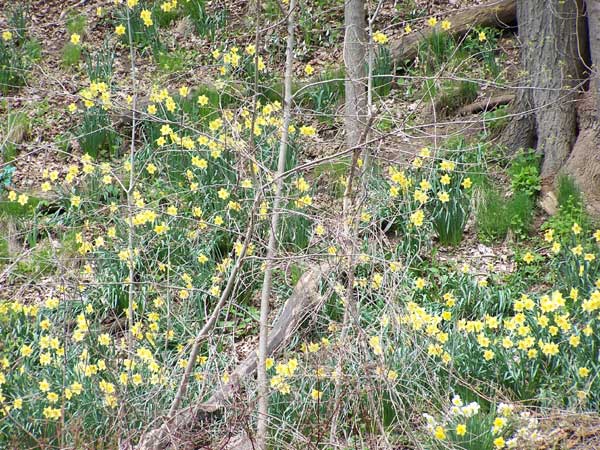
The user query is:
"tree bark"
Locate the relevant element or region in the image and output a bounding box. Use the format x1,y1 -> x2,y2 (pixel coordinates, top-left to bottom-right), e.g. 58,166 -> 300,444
504,0 -> 586,182
587,0 -> 600,114
559,1 -> 600,216
564,90 -> 600,213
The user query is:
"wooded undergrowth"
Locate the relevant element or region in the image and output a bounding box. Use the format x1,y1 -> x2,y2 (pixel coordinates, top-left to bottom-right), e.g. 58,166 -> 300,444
1,1 -> 600,449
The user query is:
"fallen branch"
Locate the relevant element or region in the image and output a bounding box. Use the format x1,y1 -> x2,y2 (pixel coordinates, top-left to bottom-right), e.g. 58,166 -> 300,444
136,262 -> 331,450
391,0 -> 516,65
456,94 -> 514,115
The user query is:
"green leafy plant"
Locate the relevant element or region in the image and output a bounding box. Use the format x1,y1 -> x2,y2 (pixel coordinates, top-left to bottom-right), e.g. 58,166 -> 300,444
428,165 -> 472,246
507,192 -> 535,239
394,0 -> 427,20
22,38 -> 42,62
8,4 -> 27,44
298,68 -> 345,121
1,111 -> 30,163
115,3 -> 163,54
482,105 -> 509,135
508,150 -> 541,197
153,1 -> 180,27
426,138 -> 480,246
263,0 -> 283,20
61,13 -> 87,67
0,166 -> 16,190
74,47 -> 119,158
476,186 -> 509,242
297,0 -> 343,52
312,159 -> 349,198
156,49 -> 186,72
556,172 -> 584,207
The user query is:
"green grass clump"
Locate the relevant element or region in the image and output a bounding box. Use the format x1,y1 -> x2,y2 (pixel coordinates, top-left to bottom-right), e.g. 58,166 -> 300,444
430,191 -> 470,246
506,192 -> 535,239
297,0 -> 343,50
0,196 -> 42,218
0,6 -> 34,92
85,41 -> 114,82
62,42 -> 82,67
476,186 -> 534,242
0,235 -> 8,266
556,172 -> 584,207
62,12 -> 86,68
416,30 -> 457,73
475,188 -> 505,241
156,49 -> 186,72
462,26 -> 503,77
182,0 -> 227,40
114,2 -> 163,55
75,44 -> 119,159
543,174 -> 591,240
14,243 -> 57,278
297,67 -> 345,122
78,106 -> 120,159
372,46 -> 394,98
66,12 -> 87,35
153,2 -> 180,27
1,111 -> 30,163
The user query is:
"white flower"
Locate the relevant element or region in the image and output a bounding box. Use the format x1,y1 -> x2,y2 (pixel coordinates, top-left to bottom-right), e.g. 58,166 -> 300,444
423,413 -> 436,425
452,395 -> 463,407
498,402 -> 514,417
461,402 -> 480,418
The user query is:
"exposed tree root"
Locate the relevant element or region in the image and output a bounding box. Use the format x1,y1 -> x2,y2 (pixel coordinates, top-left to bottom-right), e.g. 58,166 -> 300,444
456,94 -> 514,116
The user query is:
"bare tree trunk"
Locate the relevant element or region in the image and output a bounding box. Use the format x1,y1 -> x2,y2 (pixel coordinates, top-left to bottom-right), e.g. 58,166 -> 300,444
506,0 -> 586,181
329,1 -> 367,444
256,1 -> 297,448
344,0 -> 367,149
